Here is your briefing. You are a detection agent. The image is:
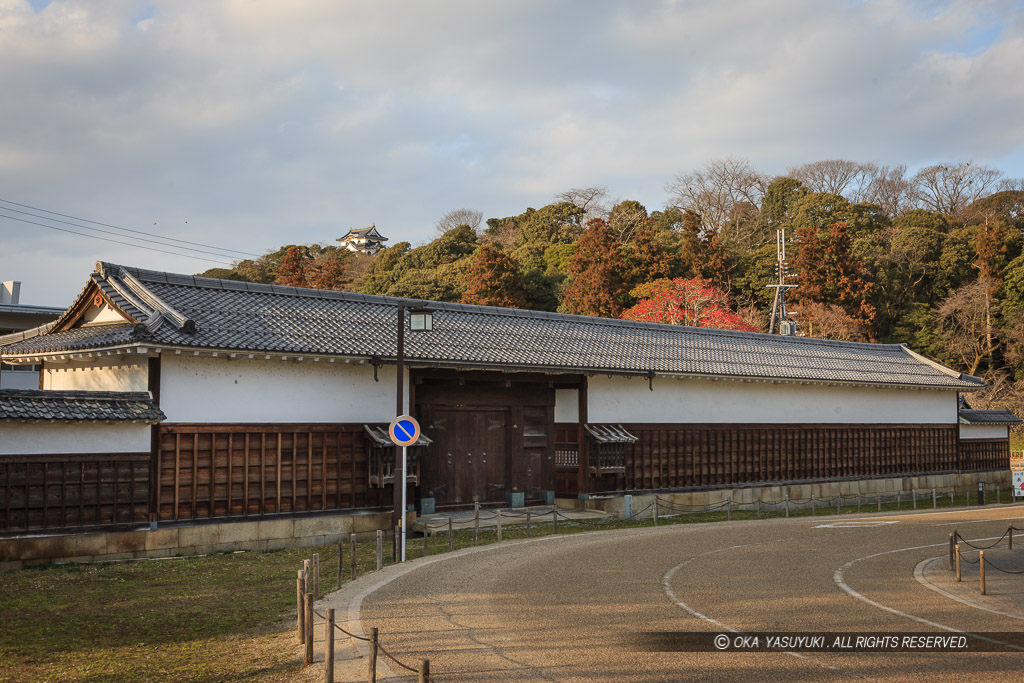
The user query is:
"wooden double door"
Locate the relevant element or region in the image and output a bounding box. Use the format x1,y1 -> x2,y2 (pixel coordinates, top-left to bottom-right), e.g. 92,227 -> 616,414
422,406 -> 509,504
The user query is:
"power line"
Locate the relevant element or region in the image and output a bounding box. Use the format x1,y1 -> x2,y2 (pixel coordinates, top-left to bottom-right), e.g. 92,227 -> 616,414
0,210 -> 237,267
0,197 -> 262,258
0,205 -> 249,261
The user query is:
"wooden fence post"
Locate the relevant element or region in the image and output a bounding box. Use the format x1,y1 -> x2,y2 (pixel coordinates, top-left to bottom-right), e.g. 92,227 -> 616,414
304,593 -> 314,665
342,540 -> 350,589
835,495 -> 840,515
368,627 -> 379,683
811,494 -> 816,516
350,533 -> 357,581
418,659 -> 430,683
896,491 -> 901,511
376,529 -> 383,570
1010,525 -> 1014,550
312,553 -> 320,601
949,532 -> 955,571
474,503 -> 480,545
784,494 -> 789,518
526,508 -> 532,536
448,517 -> 453,551
423,523 -> 429,556
653,497 -> 659,525
980,550 -> 986,595
950,490 -> 954,507
756,498 -> 761,519
877,494 -> 881,512
325,608 -> 335,683
956,544 -> 962,582
726,497 -> 731,521
297,570 -> 306,643
933,489 -> 937,509
496,509 -> 502,541
552,506 -> 558,534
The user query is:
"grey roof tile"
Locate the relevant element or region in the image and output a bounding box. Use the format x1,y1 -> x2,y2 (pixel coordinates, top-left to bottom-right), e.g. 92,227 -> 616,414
0,389 -> 166,423
959,409 -> 1022,425
0,261 -> 987,391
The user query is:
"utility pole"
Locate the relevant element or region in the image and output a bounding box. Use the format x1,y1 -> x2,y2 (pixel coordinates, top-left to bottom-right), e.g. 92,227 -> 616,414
766,229 -> 797,334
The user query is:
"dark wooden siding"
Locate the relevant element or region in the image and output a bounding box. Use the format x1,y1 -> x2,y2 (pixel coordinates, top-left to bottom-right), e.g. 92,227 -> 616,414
156,424 -> 387,522
0,453 -> 150,533
960,438 -> 1010,472
555,423 -> 970,496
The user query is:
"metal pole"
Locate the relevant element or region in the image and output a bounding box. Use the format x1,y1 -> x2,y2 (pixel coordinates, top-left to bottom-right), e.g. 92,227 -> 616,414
401,445 -> 408,562
395,303 -> 406,563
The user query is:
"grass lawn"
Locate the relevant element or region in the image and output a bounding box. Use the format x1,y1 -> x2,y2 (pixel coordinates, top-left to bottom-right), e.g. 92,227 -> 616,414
0,486 -> 1014,681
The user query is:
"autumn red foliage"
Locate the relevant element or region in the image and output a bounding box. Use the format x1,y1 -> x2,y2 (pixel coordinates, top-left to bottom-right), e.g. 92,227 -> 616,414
621,278 -> 757,331
461,245 -> 528,307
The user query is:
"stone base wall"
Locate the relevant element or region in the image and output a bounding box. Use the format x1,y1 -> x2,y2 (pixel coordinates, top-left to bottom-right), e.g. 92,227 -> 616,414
562,470 -> 1013,518
0,509 -> 396,570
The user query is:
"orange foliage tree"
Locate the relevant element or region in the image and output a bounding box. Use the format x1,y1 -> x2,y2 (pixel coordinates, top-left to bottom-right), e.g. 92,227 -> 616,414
621,278 -> 757,331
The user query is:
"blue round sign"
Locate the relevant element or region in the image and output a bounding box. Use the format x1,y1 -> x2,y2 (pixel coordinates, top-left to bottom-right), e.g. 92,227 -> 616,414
389,415 -> 421,447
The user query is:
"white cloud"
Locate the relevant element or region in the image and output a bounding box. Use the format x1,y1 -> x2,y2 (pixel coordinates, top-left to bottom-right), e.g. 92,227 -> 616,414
0,0 -> 1022,305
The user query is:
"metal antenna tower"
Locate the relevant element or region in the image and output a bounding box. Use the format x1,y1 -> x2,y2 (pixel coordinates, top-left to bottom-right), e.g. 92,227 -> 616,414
767,229 -> 797,334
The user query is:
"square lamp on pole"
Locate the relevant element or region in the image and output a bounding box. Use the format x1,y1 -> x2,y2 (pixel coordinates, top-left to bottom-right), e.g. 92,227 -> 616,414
395,303 -> 432,562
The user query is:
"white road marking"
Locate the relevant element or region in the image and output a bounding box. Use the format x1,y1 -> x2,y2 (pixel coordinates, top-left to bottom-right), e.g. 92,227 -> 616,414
833,538 -> 1024,651
662,540 -> 838,671
813,521 -> 898,528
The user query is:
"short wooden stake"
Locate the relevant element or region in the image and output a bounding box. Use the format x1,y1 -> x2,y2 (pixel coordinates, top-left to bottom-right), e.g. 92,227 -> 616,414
313,553 -> 320,600
304,558 -> 311,584
811,494 -> 816,516
496,509 -> 502,541
654,497 -> 659,525
448,517 -> 453,551
342,540 -> 350,589
912,490 -> 916,511
877,494 -> 881,512
527,508 -> 532,536
856,496 -> 861,513
956,544 -> 962,582
297,571 -> 306,643
950,490 -> 954,507
325,608 -> 335,683
980,550 -> 986,595
474,503 -> 480,545
835,495 -> 840,515
304,593 -> 314,665
726,497 -> 731,521
949,532 -> 955,571
423,524 -> 429,556
784,494 -> 789,518
756,498 -> 761,519
933,489 -> 937,509
418,658 -> 430,683
368,627 -> 378,683
997,487 -> 1001,505
350,533 -> 357,581
896,491 -> 901,511
394,525 -> 400,562
1010,525 -> 1014,550
553,506 -> 559,533
376,529 -> 383,570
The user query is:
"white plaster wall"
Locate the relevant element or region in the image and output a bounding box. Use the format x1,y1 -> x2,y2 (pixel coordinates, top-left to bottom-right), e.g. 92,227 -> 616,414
159,354 -> 402,423
959,423 -> 1009,440
555,389 -> 579,423
43,356 -> 148,392
587,375 -> 958,425
0,422 -> 151,455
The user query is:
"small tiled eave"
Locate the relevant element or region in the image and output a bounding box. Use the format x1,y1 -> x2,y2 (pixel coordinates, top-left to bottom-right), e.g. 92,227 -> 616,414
958,409 -> 1022,426
0,389 -> 166,424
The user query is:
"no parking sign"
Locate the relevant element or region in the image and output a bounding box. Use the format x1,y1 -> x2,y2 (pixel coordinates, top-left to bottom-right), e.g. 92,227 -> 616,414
389,415 -> 421,447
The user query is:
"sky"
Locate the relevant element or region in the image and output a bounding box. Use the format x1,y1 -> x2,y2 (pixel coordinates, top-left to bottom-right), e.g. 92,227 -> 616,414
2,0 -> 1024,306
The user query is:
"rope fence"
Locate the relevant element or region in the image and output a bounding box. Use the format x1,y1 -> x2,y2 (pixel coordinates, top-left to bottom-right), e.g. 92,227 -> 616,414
950,526 -> 1024,596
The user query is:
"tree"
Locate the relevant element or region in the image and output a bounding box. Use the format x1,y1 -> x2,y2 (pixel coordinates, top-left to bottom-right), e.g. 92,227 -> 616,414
621,278 -> 756,331
303,253 -> 348,290
789,302 -> 870,342
864,164 -> 914,218
666,157 -> 767,237
792,221 -> 876,329
562,219 -> 628,317
936,280 -> 1000,376
621,216 -> 681,292
274,246 -> 310,287
461,245 -> 528,308
435,208 -> 484,236
787,159 -> 869,198
912,162 -> 1004,216
554,186 -> 608,222
608,200 -> 648,243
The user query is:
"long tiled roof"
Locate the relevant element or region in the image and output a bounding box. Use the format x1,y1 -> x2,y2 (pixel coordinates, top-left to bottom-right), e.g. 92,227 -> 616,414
0,389 -> 166,423
0,261 -> 986,391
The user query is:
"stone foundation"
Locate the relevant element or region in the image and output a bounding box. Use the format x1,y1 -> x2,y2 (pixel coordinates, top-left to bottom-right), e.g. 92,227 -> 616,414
562,471 -> 1013,518
0,509 -> 395,570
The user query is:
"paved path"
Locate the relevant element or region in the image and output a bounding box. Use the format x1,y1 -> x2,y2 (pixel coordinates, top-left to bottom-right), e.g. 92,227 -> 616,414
316,504 -> 1024,681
